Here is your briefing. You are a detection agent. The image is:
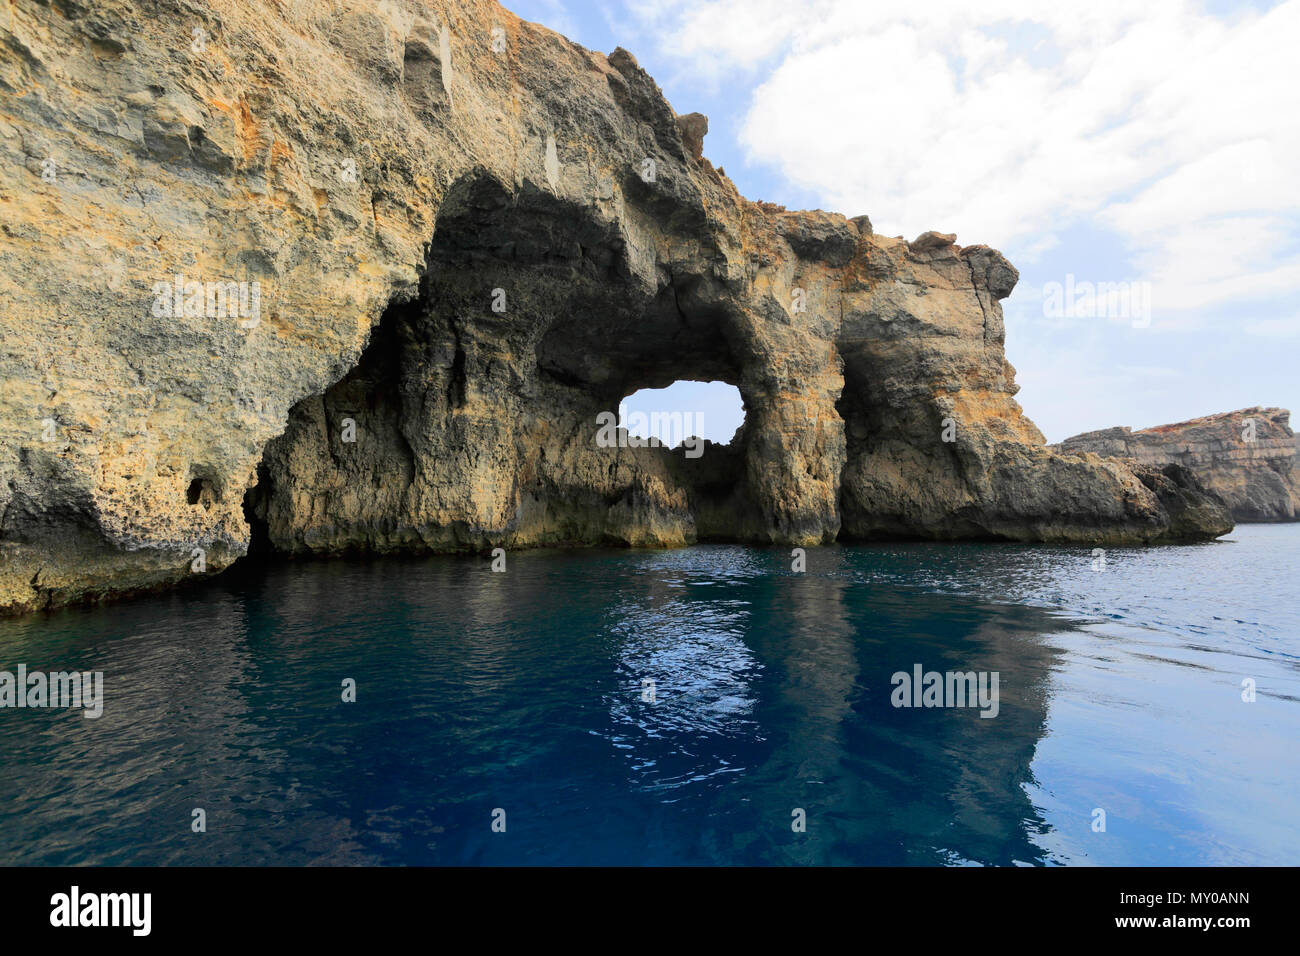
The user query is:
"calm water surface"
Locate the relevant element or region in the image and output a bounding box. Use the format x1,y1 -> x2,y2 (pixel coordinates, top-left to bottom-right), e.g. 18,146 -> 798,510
2,525 -> 1297,865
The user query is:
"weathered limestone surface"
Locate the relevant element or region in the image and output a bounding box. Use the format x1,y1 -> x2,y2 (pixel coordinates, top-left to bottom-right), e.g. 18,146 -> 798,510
0,0 -> 1231,615
1056,408 -> 1300,522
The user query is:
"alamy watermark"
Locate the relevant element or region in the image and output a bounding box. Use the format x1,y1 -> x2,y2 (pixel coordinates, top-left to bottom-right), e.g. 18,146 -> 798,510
0,666 -> 103,718
890,664 -> 999,718
595,404 -> 705,458
50,886 -> 150,936
151,274 -> 261,329
1042,274 -> 1151,328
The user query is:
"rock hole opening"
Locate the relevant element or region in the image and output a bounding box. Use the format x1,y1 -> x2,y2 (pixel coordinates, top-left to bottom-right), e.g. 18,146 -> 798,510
618,380 -> 745,450
187,474 -> 219,510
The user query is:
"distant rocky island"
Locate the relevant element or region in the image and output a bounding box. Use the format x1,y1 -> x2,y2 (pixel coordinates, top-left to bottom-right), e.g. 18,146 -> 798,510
0,0 -> 1235,615
1055,407 -> 1300,523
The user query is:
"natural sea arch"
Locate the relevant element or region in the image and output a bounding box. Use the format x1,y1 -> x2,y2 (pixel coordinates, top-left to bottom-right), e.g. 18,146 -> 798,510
617,381 -> 746,449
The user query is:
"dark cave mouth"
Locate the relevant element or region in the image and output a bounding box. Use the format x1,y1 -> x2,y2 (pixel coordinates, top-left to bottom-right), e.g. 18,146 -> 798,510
239,170 -> 776,558
240,289 -> 759,558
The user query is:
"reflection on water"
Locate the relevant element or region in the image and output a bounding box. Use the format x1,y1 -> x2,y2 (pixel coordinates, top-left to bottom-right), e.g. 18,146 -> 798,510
1,526 -> 1298,865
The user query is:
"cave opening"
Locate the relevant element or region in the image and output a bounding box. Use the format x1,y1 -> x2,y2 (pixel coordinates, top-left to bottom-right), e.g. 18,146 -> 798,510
243,169 -> 762,559
618,380 -> 746,450
241,281 -> 425,560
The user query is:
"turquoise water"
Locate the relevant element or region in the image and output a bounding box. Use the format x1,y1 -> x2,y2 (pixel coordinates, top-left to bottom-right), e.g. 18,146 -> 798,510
1,524 -> 1297,865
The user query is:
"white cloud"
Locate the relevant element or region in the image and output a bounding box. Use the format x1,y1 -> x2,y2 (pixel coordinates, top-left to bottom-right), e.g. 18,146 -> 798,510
1243,316 -> 1300,339
639,0 -> 1300,317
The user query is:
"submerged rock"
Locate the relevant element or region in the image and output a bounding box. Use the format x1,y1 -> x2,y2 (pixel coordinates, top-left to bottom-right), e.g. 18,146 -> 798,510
0,0 -> 1231,615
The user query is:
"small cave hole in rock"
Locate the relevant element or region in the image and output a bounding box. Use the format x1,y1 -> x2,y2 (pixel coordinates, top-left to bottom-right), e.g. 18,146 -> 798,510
187,476 -> 218,510
618,381 -> 745,450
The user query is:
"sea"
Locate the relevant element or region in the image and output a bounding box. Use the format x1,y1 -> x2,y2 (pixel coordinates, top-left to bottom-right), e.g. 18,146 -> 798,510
1,524 -> 1297,865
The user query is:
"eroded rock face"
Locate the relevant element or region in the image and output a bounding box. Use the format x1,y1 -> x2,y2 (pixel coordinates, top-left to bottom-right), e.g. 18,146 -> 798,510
0,0 -> 1231,615
1056,408 -> 1300,522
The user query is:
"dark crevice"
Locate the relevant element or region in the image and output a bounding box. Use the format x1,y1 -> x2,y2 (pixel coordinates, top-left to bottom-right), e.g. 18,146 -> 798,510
242,463 -> 275,560
242,256 -> 434,563
446,321 -> 467,409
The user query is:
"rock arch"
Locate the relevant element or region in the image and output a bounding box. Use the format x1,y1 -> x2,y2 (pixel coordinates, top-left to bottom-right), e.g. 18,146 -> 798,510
248,167 -> 846,553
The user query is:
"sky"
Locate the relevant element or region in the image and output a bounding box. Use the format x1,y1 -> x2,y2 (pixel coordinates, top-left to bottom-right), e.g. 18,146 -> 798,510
503,0 -> 1299,444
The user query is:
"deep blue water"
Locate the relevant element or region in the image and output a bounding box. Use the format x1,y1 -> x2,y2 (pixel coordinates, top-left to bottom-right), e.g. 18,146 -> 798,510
2,524 -> 1298,865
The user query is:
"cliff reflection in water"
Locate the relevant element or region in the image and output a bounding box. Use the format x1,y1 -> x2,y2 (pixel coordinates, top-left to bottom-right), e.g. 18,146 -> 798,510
601,547 -> 1058,864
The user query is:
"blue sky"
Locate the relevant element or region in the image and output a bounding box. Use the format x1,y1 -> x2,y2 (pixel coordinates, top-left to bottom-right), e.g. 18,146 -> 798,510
503,0 -> 1299,444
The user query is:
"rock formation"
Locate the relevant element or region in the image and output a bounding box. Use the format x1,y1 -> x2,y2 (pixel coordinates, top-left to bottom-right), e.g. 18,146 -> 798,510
1056,408 -> 1300,522
0,0 -> 1231,615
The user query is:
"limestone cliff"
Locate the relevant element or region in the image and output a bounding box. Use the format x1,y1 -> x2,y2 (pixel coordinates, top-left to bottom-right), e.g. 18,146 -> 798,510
0,0 -> 1231,615
1056,408 -> 1300,522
